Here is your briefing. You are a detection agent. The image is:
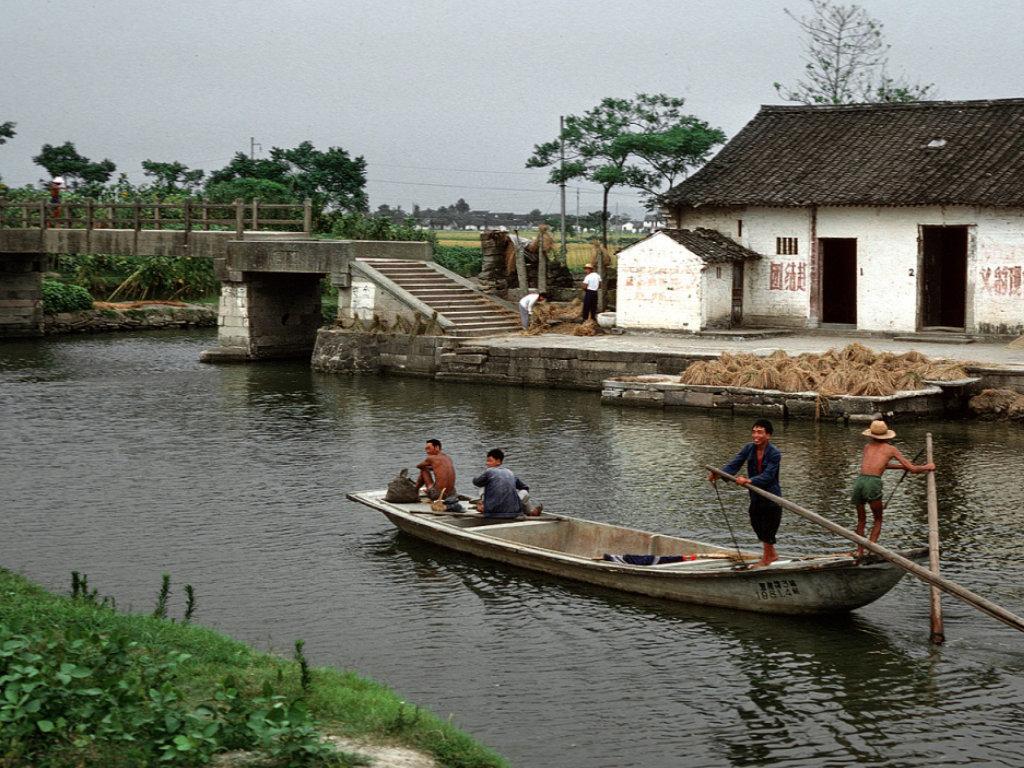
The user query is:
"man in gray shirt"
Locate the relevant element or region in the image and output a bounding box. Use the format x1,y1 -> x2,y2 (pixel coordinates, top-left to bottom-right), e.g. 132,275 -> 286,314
472,449 -> 542,518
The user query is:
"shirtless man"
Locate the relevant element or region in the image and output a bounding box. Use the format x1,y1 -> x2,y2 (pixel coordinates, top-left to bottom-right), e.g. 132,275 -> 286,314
416,439 -> 457,501
853,420 -> 935,557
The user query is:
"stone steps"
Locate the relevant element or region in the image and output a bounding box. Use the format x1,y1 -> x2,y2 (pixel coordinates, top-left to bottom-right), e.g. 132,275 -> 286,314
358,258 -> 520,336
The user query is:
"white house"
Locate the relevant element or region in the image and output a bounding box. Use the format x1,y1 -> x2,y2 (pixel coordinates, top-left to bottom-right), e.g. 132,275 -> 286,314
616,228 -> 760,331
647,98 -> 1024,336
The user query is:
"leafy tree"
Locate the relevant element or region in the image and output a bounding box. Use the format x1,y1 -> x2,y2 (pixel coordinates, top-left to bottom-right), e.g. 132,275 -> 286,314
141,160 -> 205,194
204,177 -> 295,205
527,94 -> 724,254
774,0 -> 934,104
32,141 -> 116,193
454,198 -> 470,214
0,121 -> 14,186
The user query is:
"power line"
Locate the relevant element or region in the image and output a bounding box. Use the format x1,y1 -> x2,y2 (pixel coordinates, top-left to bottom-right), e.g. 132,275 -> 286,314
365,177 -> 639,198
369,162 -> 546,177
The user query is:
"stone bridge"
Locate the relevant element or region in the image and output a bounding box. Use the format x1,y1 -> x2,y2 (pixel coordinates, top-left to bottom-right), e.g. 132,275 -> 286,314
0,199 -> 517,357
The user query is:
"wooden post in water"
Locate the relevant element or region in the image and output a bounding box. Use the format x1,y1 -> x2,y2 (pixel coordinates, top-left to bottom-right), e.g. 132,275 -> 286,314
706,465 -> 1024,635
925,433 -> 945,643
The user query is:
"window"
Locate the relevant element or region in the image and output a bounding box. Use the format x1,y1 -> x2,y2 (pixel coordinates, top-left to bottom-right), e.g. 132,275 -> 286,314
716,266 -> 722,279
737,219 -> 743,237
776,237 -> 798,255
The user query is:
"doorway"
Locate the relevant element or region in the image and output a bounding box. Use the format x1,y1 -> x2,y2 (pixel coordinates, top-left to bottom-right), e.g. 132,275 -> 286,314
820,238 -> 857,325
920,225 -> 968,329
731,261 -> 744,326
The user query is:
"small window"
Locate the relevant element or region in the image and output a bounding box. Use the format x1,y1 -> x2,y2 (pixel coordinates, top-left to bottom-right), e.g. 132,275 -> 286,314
776,237 -> 798,255
737,219 -> 743,237
716,266 -> 722,279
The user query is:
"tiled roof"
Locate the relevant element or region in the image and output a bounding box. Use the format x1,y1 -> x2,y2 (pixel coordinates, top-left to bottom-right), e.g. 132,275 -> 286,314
664,99 -> 1024,208
636,228 -> 762,262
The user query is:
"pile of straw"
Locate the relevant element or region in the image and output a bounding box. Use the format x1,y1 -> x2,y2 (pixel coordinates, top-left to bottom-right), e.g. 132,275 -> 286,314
1008,336 -> 1024,349
969,388 -> 1024,419
679,344 -> 969,397
523,300 -> 603,337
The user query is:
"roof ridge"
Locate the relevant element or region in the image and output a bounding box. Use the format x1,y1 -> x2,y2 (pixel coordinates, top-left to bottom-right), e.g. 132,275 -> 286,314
760,98 -> 1024,114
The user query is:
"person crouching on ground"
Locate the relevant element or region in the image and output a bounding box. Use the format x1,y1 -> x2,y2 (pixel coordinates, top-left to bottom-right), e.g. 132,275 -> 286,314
708,418 -> 782,567
518,290 -> 548,329
472,448 -> 542,518
581,263 -> 600,322
852,420 -> 934,558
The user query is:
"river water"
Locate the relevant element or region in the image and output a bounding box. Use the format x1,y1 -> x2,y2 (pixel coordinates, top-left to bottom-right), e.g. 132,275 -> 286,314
1,331 -> 1022,768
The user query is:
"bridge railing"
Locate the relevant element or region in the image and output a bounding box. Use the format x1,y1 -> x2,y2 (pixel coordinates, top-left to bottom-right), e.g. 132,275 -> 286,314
0,198 -> 313,237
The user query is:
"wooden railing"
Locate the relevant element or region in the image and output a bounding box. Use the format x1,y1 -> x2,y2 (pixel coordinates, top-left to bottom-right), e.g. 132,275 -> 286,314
0,198 -> 313,237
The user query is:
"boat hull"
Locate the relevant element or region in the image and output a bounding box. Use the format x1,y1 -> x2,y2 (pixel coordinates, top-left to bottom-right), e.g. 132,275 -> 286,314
348,491 -> 925,615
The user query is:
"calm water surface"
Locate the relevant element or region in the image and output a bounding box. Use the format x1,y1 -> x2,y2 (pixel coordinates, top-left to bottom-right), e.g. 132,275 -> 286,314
1,330 -> 1023,768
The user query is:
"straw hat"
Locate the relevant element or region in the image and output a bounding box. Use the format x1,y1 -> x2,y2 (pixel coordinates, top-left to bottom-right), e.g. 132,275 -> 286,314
862,420 -> 896,440
584,263 -> 594,270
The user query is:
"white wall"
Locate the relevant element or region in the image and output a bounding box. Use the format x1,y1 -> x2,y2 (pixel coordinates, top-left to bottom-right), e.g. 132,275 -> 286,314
676,204 -> 1024,334
616,233 -> 705,331
702,263 -> 734,328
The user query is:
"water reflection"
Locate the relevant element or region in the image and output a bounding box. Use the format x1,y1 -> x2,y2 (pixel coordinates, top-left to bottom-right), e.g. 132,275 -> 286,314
2,331 -> 1023,768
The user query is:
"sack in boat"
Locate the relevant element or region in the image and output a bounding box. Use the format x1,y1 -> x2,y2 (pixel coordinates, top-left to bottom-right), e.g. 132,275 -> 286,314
429,488 -> 449,512
385,469 -> 420,503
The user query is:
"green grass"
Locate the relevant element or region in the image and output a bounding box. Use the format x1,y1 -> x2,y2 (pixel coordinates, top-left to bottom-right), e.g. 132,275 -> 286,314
0,568 -> 508,768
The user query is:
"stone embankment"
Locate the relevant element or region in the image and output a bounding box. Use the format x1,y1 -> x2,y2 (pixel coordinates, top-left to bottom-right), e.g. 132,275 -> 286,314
44,303 -> 216,335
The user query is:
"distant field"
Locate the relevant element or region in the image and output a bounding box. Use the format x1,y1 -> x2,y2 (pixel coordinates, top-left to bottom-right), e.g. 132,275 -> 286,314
434,229 -> 641,269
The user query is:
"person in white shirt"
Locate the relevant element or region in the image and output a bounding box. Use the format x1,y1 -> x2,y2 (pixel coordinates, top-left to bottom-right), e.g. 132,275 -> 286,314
518,291 -> 548,329
581,263 -> 601,321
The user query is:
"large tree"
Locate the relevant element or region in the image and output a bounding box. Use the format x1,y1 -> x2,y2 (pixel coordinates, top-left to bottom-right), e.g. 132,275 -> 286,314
141,160 -> 205,195
208,141 -> 367,213
774,0 -> 934,104
0,121 -> 14,186
527,94 -> 725,254
32,141 -> 116,192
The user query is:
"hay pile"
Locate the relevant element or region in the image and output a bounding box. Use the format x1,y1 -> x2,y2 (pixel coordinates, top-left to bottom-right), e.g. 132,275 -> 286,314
680,343 -> 969,397
969,388 -> 1024,419
523,300 -> 603,337
1009,336 -> 1024,349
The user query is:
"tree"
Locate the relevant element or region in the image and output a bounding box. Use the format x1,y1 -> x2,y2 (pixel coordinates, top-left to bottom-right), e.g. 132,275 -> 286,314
454,198 -> 470,214
774,0 -> 934,104
206,141 -> 367,213
0,121 -> 14,145
527,94 -> 725,254
141,160 -> 205,194
32,141 -> 116,192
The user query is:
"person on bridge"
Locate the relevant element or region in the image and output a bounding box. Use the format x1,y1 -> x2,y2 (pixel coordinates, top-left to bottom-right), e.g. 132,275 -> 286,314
852,420 -> 935,558
48,176 -> 64,227
709,418 -> 783,568
472,448 -> 542,518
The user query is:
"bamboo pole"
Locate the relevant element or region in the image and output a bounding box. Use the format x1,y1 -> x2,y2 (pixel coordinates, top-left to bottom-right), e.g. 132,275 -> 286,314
538,226 -> 547,292
925,433 -> 945,643
705,465 -> 1024,635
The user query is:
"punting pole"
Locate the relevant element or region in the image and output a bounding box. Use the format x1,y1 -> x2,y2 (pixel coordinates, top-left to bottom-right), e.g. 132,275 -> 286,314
705,465 -> 1024,635
925,433 -> 945,644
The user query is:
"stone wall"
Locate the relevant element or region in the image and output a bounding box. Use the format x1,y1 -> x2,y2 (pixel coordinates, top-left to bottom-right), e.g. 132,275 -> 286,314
0,253 -> 46,337
44,304 -> 215,334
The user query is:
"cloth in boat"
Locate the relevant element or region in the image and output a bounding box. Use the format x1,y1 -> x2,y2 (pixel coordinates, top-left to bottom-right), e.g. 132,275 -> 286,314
472,466 -> 529,518
851,474 -> 884,505
721,442 -> 783,545
602,554 -> 698,565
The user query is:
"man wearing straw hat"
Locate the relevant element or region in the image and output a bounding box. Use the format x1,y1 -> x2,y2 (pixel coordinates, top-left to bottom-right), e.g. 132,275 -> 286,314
580,263 -> 600,322
853,420 -> 935,558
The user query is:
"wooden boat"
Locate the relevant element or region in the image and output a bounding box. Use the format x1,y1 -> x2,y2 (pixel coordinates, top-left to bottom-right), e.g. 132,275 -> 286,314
346,490 -> 928,615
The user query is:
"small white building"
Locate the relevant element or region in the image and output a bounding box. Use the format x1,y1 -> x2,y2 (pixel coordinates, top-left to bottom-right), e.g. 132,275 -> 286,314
648,98 -> 1024,336
616,228 -> 760,331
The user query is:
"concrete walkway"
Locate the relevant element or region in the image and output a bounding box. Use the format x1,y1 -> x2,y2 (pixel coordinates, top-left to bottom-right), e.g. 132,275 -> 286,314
476,330 -> 1024,369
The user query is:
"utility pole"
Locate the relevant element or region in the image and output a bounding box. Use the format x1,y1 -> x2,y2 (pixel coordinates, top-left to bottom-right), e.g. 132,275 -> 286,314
576,187 -> 580,235
249,137 -> 262,160
559,115 -> 567,264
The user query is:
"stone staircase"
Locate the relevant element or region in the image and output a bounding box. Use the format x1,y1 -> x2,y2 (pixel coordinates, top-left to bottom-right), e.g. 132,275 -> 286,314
358,258 -> 521,337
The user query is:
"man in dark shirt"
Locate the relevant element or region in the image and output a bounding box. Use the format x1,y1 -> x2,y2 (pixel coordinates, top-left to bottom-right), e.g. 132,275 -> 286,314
472,448 -> 541,518
708,418 -> 782,567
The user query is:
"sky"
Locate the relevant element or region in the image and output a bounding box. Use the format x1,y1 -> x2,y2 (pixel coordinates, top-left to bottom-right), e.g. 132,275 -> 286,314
2,0 -> 1021,218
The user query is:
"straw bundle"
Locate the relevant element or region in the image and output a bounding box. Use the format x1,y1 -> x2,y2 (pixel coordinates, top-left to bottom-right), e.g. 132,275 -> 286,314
969,388 -> 1024,417
677,344 -> 969,396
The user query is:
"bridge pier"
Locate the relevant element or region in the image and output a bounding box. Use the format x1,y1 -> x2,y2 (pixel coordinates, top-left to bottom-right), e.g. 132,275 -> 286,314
0,252 -> 48,338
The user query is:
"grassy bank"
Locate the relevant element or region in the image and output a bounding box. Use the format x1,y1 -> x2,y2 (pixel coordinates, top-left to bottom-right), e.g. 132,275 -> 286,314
0,568 -> 508,768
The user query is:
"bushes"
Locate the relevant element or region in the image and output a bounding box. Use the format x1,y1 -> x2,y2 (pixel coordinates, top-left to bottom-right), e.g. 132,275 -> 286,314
328,213 -> 435,245
41,279 -> 94,314
433,245 -> 482,277
54,254 -> 218,301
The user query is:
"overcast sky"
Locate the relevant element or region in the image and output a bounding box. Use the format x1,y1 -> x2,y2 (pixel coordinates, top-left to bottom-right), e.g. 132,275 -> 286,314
2,0 -> 1020,217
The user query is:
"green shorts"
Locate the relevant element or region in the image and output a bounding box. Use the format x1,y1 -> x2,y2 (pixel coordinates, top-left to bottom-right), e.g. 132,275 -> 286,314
851,474 -> 884,505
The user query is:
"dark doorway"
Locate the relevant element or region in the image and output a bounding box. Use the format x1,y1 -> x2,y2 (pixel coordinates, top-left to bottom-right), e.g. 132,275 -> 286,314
820,238 -> 857,324
921,225 -> 968,329
731,262 -> 744,326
